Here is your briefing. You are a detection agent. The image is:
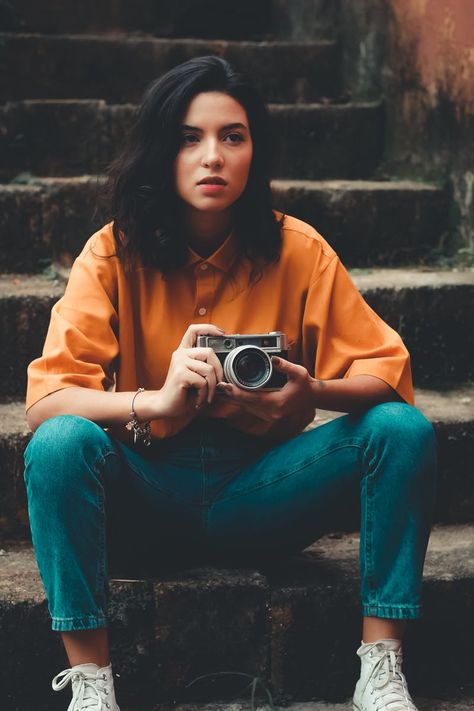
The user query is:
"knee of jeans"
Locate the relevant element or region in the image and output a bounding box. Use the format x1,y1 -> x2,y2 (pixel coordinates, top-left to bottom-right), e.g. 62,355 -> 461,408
24,414 -> 112,490
365,401 -> 436,455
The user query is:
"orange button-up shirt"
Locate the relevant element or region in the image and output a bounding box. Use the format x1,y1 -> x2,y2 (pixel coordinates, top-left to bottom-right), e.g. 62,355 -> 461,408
26,213 -> 414,442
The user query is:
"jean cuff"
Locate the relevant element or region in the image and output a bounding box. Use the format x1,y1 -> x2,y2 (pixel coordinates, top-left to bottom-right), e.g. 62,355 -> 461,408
362,604 -> 422,620
51,613 -> 108,632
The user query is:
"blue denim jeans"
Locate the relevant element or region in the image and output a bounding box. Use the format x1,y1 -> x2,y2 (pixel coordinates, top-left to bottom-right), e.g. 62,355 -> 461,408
23,402 -> 437,632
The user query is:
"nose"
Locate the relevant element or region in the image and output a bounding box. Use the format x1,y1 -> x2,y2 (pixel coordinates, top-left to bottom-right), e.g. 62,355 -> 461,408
201,138 -> 224,169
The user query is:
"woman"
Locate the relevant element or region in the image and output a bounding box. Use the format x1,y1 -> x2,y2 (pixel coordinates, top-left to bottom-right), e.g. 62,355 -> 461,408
24,56 -> 436,711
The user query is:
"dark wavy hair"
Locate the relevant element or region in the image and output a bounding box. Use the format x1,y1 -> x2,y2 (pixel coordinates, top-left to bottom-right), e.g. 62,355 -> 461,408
99,55 -> 283,279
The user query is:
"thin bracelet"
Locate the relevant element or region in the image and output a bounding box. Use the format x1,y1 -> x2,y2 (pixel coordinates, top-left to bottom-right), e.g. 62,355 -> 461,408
125,387 -> 152,446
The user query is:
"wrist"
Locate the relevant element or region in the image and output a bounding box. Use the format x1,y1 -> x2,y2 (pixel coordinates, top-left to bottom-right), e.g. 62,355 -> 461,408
132,388 -> 165,421
309,376 -> 344,411
125,388 -> 152,446
309,376 -> 325,407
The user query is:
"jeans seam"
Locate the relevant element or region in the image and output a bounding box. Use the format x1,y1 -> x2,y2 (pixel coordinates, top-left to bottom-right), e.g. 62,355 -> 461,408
214,440 -> 364,502
363,447 -> 377,608
91,449 -> 117,615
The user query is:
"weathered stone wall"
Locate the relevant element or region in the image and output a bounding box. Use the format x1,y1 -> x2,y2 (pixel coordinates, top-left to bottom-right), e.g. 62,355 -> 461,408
340,0 -> 474,258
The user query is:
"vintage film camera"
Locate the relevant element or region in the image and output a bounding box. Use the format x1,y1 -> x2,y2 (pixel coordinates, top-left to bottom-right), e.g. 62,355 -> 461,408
196,331 -> 289,391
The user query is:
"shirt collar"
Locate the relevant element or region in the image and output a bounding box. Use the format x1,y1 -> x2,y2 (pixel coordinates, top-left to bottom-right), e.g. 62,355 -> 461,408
185,230 -> 240,272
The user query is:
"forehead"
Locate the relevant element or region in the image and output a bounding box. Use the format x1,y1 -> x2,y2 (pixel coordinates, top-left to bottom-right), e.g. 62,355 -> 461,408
181,92 -> 249,126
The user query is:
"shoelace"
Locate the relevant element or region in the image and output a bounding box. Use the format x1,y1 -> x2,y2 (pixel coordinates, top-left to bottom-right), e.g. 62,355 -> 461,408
185,671 -> 276,710
52,667 -> 107,711
370,648 -> 417,711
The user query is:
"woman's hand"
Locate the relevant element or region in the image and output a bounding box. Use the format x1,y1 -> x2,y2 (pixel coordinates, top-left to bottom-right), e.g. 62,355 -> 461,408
216,356 -> 317,426
155,323 -> 225,418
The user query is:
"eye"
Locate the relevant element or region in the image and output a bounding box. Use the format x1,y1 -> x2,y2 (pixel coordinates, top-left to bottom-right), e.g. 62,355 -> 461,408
224,133 -> 244,143
181,133 -> 199,145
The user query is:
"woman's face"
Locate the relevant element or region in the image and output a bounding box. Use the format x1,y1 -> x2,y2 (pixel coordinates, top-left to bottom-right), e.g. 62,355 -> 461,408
174,91 -> 253,215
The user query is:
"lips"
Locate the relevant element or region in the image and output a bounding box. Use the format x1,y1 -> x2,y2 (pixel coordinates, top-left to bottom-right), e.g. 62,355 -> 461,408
197,177 -> 228,185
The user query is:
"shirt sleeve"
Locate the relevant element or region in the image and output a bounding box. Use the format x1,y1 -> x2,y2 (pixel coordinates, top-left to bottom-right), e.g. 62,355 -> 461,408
301,254 -> 414,405
25,236 -> 120,412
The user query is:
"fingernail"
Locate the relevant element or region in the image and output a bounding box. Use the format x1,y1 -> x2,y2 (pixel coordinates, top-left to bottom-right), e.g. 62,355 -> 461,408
272,356 -> 280,365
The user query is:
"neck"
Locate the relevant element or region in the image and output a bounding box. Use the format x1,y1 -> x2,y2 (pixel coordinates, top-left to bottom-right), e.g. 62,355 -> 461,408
183,208 -> 233,258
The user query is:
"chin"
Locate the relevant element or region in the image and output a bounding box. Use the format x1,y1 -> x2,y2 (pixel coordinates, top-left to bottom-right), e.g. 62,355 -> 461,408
195,199 -> 234,212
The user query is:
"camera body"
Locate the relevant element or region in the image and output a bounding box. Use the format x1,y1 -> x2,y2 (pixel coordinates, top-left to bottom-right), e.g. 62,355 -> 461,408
196,331 -> 289,391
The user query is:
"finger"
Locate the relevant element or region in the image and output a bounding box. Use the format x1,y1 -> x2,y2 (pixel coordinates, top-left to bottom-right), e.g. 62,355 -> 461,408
205,350 -> 224,385
204,367 -> 217,404
186,347 -> 225,384
180,370 -> 209,409
271,356 -> 306,379
186,359 -> 217,403
194,378 -> 208,409
241,401 -> 274,422
217,381 -> 279,405
218,382 -> 281,422
180,324 -> 225,349
216,385 -> 274,421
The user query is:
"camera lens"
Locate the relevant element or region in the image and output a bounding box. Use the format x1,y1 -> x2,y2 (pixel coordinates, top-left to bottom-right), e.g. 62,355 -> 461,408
224,346 -> 272,389
236,353 -> 261,381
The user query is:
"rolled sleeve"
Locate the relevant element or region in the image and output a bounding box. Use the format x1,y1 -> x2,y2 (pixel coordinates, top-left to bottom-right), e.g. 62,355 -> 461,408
26,237 -> 120,411
302,254 -> 414,405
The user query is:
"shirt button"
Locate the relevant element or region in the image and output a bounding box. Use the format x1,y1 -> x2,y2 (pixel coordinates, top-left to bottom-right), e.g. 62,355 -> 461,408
200,263 -> 208,271
198,307 -> 207,316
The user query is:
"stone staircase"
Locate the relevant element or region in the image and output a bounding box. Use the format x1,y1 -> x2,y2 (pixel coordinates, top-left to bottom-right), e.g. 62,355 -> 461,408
1,1 -> 473,710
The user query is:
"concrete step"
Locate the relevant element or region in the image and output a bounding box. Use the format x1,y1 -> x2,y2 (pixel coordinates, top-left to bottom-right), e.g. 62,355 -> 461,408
273,179 -> 449,265
8,698 -> 474,711
1,0 -> 339,41
0,100 -> 384,181
0,33 -> 340,104
1,525 -> 473,708
0,269 -> 472,400
0,177 -> 448,273
0,178 -> 102,273
1,385 -> 473,537
107,701 -> 474,711
92,701 -> 474,711
351,268 -> 474,386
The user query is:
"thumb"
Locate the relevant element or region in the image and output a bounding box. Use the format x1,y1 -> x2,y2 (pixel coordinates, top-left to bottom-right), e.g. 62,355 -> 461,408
271,356 -> 302,378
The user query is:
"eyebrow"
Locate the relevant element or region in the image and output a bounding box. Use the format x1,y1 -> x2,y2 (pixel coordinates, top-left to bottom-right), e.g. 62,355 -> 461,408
181,122 -> 248,132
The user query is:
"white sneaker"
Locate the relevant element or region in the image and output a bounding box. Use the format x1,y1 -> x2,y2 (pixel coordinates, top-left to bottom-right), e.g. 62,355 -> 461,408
353,639 -> 418,711
52,662 -> 120,711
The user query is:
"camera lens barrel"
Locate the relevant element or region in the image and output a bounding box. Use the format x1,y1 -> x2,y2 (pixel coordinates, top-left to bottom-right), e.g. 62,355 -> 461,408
223,345 -> 272,390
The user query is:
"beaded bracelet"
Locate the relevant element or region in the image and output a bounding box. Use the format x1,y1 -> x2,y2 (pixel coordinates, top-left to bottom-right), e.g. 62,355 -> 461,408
125,387 -> 152,446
